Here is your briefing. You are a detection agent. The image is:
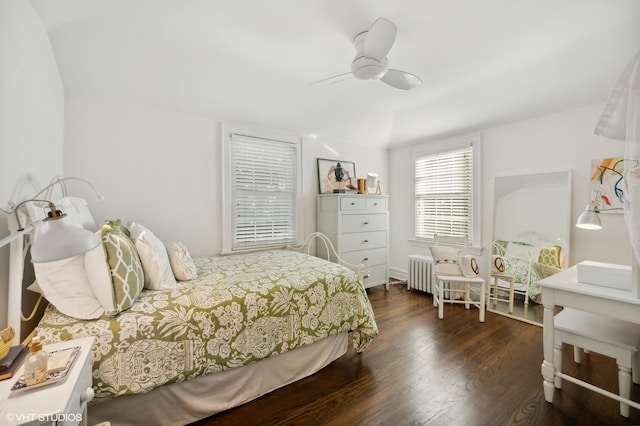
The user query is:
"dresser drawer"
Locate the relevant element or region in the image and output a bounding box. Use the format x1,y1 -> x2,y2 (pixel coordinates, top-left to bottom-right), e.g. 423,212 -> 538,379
341,214 -> 387,233
340,197 -> 366,210
363,264 -> 388,288
341,231 -> 387,252
366,197 -> 386,211
342,247 -> 387,267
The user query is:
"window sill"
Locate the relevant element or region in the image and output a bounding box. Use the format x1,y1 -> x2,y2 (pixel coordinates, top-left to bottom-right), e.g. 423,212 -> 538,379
409,238 -> 483,256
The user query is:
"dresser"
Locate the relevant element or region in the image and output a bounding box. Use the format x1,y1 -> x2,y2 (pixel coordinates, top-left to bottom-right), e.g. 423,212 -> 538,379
316,194 -> 389,290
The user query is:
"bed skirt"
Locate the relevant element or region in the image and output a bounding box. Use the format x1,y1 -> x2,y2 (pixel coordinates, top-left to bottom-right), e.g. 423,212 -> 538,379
88,331 -> 349,425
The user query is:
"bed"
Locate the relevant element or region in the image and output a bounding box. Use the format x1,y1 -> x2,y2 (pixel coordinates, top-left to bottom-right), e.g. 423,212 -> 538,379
491,232 -> 566,303
22,211 -> 377,424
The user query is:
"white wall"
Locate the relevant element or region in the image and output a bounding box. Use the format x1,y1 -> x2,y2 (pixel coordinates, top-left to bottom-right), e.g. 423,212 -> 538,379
0,0 -> 65,332
388,103 -> 630,280
63,98 -> 389,257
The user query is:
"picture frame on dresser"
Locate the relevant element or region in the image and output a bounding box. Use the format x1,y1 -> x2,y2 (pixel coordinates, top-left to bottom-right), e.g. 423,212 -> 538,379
317,158 -> 357,194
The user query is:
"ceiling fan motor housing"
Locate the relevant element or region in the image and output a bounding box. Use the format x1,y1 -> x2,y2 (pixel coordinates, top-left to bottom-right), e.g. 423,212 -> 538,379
351,30 -> 389,80
351,56 -> 388,80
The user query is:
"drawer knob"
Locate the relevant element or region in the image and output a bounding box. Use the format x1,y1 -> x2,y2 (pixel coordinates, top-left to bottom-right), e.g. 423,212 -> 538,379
364,274 -> 370,279
363,221 -> 369,225
363,240 -> 369,243
81,387 -> 95,403
363,257 -> 369,261
350,202 -> 355,205
373,203 -> 378,205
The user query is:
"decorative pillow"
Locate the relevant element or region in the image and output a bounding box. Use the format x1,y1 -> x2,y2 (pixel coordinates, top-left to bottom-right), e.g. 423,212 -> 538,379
491,255 -> 506,273
100,223 -> 144,313
166,242 -> 197,281
460,255 -> 479,277
85,238 -> 118,315
105,219 -> 130,237
32,254 -> 105,319
532,262 -> 563,281
538,245 -> 563,268
129,222 -> 177,289
429,246 -> 462,276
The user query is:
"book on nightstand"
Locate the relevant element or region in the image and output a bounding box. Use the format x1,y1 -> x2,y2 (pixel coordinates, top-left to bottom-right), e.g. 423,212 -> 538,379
0,345 -> 27,380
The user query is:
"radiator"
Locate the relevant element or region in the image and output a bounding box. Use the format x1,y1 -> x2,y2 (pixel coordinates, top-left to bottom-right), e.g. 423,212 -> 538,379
408,254 -> 434,293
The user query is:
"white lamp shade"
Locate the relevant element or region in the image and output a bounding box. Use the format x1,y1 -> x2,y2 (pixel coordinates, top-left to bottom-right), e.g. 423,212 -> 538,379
576,205 -> 602,230
31,218 -> 100,263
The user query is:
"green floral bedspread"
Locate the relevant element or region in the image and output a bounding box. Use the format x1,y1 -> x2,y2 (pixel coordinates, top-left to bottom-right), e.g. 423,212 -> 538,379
35,250 -> 378,400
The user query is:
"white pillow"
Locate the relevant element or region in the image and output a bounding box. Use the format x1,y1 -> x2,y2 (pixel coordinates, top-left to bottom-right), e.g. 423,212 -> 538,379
57,197 -> 98,232
129,222 -> 177,290
166,242 -> 197,281
460,255 -> 479,277
33,254 -> 105,319
429,246 -> 462,276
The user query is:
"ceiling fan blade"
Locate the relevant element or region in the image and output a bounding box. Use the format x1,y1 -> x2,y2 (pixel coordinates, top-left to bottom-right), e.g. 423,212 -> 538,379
310,72 -> 353,86
380,69 -> 422,90
364,18 -> 397,61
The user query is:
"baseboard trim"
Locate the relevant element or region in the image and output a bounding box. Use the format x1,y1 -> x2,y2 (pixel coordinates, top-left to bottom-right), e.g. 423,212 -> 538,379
389,267 -> 407,282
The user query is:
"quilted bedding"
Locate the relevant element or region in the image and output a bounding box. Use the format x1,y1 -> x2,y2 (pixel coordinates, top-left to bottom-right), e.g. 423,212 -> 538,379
35,249 -> 378,401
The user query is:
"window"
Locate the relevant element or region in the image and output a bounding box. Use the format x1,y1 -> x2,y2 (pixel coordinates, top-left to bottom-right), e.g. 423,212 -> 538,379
414,135 -> 480,247
222,125 -> 302,253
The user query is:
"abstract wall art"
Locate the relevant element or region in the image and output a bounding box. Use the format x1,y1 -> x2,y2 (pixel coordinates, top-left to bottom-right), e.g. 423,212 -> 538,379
589,157 -> 625,213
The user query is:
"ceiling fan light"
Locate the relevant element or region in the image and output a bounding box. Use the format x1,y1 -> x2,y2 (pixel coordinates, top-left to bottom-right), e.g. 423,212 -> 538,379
351,57 -> 388,80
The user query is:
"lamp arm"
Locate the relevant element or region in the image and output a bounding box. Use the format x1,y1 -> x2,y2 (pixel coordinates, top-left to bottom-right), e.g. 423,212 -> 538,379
0,224 -> 35,249
9,199 -> 61,232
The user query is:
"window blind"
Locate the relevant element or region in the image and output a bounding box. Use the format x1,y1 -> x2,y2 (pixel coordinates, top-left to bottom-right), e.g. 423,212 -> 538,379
415,146 -> 473,243
230,133 -> 298,250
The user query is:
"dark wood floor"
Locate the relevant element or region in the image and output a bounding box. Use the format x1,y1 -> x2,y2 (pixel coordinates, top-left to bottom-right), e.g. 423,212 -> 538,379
192,282 -> 640,425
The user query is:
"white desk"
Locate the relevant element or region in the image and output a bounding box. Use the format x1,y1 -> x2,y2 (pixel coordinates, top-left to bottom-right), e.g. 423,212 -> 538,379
538,266 -> 640,409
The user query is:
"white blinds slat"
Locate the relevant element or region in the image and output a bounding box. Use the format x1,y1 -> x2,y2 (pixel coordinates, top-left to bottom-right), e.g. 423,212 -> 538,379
415,146 -> 473,242
230,134 -> 298,248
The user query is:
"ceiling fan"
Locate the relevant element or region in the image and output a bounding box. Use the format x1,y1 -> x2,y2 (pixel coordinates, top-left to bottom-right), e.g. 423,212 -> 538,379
313,18 -> 422,90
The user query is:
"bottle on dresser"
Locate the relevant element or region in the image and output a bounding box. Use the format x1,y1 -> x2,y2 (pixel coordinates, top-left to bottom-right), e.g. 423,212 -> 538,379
24,336 -> 47,385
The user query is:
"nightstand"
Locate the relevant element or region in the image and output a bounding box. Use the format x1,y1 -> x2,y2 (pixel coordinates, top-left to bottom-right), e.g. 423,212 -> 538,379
0,337 -> 95,425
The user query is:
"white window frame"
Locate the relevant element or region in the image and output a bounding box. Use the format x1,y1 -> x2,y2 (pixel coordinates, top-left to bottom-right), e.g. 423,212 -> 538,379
221,123 -> 303,254
412,134 -> 482,250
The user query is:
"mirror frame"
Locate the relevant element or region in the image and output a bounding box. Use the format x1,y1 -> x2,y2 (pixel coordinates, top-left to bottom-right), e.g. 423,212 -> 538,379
488,170 -> 572,325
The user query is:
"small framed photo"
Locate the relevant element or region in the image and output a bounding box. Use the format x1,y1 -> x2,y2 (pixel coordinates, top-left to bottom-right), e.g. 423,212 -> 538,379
317,158 -> 357,194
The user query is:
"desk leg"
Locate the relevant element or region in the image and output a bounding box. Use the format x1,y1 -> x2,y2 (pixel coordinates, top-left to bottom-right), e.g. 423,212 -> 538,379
479,281 -> 485,323
541,302 -> 556,403
438,280 -> 444,320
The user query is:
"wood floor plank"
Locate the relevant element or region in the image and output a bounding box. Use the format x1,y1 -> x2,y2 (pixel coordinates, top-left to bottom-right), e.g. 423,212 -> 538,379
190,283 -> 640,425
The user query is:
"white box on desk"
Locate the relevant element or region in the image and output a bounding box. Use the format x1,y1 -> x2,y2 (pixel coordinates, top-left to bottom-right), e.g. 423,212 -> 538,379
576,260 -> 632,291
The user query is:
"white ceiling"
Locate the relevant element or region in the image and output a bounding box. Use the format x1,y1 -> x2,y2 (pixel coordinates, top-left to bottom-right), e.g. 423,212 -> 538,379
31,0 -> 640,147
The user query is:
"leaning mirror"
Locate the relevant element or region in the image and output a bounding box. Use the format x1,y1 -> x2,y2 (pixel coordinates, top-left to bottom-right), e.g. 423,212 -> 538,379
488,170 -> 572,325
